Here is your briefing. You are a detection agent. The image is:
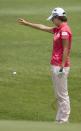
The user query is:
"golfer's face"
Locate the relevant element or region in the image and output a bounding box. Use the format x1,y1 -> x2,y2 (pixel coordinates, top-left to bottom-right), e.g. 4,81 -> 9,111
52,17 -> 60,26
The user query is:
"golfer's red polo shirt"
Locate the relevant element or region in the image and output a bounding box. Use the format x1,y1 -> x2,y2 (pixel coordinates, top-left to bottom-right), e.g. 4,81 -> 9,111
51,22 -> 72,67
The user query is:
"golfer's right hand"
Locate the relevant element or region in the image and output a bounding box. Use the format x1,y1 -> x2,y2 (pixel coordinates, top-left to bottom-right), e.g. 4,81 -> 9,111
17,18 -> 27,25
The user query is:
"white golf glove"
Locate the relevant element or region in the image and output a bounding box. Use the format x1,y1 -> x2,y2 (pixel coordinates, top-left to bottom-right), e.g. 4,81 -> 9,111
57,67 -> 65,78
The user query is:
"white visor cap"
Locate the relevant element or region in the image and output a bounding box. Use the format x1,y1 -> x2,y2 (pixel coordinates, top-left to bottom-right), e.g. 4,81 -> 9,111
47,7 -> 66,21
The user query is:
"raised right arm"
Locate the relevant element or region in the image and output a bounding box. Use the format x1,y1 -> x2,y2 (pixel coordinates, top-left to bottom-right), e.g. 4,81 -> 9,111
17,18 -> 54,34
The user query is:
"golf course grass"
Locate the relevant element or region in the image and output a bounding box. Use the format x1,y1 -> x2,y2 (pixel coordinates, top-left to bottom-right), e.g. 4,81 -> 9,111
0,0 -> 81,124
0,121 -> 81,131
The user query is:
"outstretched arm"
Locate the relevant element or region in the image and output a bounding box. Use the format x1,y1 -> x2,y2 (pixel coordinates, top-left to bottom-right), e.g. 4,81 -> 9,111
17,18 -> 54,34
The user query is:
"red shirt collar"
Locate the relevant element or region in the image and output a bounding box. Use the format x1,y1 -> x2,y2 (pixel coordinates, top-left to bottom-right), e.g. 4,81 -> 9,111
57,22 -> 67,29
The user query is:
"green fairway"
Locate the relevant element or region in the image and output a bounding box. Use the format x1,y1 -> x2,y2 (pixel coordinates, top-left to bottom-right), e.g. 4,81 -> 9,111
0,0 -> 81,123
0,121 -> 81,131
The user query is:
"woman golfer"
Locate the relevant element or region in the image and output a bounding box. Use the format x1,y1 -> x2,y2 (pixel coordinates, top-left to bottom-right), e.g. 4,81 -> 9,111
18,7 -> 72,123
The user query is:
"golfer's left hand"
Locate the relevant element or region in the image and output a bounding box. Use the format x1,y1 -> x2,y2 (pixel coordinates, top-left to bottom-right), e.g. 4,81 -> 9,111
58,67 -> 65,77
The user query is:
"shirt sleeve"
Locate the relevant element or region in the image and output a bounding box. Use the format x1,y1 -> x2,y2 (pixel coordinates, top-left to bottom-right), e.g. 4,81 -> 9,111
51,28 -> 57,34
61,31 -> 69,39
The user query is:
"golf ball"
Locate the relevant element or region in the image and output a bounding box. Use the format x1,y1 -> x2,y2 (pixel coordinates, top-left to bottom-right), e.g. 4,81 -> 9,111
13,72 -> 16,75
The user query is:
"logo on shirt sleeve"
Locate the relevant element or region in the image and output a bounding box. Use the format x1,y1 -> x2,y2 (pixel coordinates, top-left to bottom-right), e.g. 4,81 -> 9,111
62,32 -> 68,36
